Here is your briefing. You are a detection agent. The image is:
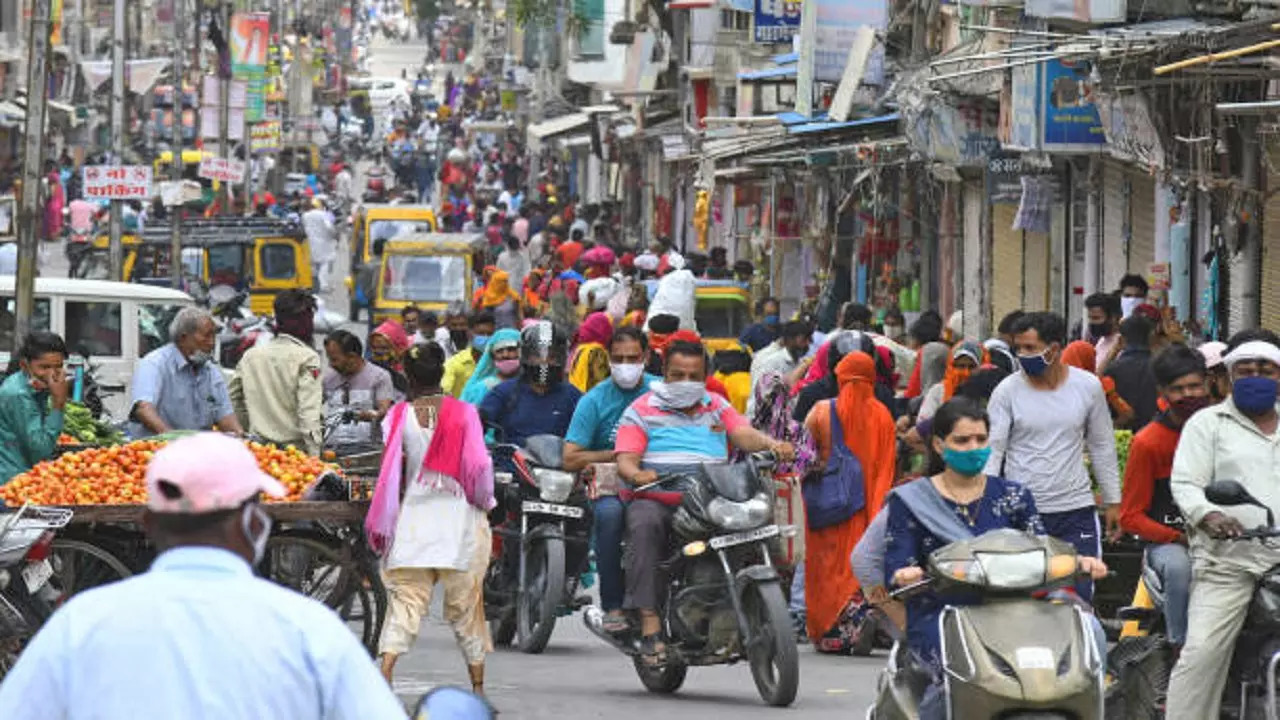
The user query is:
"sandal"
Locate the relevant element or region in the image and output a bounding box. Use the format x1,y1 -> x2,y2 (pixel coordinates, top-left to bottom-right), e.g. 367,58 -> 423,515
639,633 -> 668,667
602,611 -> 629,634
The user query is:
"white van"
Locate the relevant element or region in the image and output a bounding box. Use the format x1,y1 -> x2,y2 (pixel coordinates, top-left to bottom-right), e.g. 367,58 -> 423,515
0,277 -> 197,415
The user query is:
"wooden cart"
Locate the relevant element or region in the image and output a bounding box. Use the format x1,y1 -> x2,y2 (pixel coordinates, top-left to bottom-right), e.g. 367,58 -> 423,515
44,500 -> 386,655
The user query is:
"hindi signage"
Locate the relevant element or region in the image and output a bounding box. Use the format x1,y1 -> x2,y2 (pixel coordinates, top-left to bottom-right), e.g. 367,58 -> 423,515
82,165 -> 153,199
197,157 -> 246,184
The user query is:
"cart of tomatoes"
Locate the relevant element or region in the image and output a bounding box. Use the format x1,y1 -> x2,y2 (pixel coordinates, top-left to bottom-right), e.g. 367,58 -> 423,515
0,435 -> 386,654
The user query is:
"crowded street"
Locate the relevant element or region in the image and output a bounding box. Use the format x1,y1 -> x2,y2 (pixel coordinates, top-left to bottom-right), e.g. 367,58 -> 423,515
0,0 -> 1278,718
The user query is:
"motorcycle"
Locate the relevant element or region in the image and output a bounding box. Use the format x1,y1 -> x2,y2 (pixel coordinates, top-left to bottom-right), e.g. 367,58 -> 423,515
484,435 -> 592,655
0,504 -> 73,678
868,529 -> 1104,720
583,455 -> 800,707
1107,479 -> 1280,720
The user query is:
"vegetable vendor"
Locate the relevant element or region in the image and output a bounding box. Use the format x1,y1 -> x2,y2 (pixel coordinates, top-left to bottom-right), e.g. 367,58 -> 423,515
0,332 -> 70,483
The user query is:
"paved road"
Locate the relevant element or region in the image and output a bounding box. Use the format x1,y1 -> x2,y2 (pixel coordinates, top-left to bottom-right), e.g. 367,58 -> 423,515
392,614 -> 883,717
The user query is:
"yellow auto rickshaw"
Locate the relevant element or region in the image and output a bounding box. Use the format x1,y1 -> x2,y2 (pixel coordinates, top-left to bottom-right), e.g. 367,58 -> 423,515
368,233 -> 484,327
80,218 -> 312,315
351,204 -> 439,267
643,278 -> 751,355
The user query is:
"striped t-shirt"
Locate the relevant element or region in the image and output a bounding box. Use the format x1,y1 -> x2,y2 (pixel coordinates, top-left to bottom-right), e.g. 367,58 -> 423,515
614,391 -> 750,474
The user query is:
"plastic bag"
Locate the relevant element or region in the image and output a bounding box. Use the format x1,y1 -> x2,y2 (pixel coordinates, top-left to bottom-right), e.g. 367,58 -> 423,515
646,268 -> 697,331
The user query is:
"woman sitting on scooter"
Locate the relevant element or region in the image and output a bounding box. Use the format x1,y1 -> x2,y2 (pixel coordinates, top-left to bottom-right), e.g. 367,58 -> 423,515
884,398 -> 1109,715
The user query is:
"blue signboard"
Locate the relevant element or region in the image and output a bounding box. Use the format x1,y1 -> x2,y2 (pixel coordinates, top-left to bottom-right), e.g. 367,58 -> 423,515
754,0 -> 801,43
1040,58 -> 1105,151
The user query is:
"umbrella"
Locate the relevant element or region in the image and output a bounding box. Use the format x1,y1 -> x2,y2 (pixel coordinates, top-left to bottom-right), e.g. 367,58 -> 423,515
582,246 -> 616,266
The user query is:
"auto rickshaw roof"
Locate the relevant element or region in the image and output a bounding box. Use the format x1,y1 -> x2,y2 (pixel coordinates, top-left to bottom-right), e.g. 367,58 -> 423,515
134,218 -> 306,246
383,233 -> 486,255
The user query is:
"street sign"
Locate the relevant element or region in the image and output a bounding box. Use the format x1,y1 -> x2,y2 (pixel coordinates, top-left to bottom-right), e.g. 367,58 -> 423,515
197,157 -> 246,184
82,165 -> 153,199
250,120 -> 281,152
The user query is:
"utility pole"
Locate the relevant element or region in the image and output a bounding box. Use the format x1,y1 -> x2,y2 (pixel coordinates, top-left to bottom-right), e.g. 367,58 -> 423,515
219,1 -> 232,215
108,0 -> 127,280
14,0 -> 51,351
170,0 -> 186,288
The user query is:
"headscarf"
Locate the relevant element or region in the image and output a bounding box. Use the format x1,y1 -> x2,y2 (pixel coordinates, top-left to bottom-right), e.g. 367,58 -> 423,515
918,342 -> 949,394
572,311 -> 613,350
942,340 -> 985,401
568,312 -> 614,393
833,352 -> 896,491
1061,340 -> 1097,374
749,371 -> 817,477
478,269 -> 519,308
371,320 -> 411,372
460,328 -> 521,404
523,268 -> 545,310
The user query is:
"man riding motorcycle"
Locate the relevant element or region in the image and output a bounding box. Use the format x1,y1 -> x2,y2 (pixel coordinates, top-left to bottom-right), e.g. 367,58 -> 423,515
1118,344 -> 1210,648
477,321 -> 582,451
1166,338 -> 1280,720
614,339 -> 793,666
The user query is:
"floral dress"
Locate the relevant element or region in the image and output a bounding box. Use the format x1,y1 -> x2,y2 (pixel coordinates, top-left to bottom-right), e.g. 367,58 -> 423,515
883,475 -> 1044,673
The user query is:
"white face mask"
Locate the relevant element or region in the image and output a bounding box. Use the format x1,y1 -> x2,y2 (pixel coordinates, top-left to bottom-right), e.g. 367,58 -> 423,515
610,362 -> 645,390
651,380 -> 706,411
241,503 -> 273,566
1120,296 -> 1143,319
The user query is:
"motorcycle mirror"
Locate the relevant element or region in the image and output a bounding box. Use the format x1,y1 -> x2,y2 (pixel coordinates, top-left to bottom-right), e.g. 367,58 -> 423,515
1206,480 -> 1275,527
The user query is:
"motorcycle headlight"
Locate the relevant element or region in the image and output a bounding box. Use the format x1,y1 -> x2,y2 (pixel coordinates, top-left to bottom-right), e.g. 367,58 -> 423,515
937,550 -> 1048,590
707,493 -> 771,531
532,469 -> 575,503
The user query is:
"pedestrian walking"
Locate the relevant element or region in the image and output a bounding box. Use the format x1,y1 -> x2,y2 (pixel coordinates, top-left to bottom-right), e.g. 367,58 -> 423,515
367,342 -> 496,697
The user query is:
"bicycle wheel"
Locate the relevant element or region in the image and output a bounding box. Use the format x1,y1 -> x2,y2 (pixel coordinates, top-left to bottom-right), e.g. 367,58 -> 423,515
260,532 -> 381,655
47,538 -> 134,604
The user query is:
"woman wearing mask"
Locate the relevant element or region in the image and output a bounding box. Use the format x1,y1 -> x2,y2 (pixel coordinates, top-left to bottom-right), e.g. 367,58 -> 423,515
0,332 -> 69,483
370,320 -> 411,399
366,342 -> 496,695
473,269 -> 522,329
567,312 -> 613,393
885,397 -> 1108,719
916,341 -> 984,423
800,352 -> 896,652
459,328 -> 521,405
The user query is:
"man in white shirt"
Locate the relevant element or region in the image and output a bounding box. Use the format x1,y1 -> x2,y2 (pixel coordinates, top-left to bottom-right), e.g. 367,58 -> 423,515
302,199 -> 338,293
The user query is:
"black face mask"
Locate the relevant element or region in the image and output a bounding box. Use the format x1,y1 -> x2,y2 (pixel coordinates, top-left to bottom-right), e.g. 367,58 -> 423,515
1088,322 -> 1112,339
449,329 -> 469,349
523,362 -> 562,386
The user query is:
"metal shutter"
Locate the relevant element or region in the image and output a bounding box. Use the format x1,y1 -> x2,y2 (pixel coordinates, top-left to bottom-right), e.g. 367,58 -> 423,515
991,204 -> 1023,328
1023,229 -> 1051,310
1128,169 -> 1156,277
1263,169 -> 1280,332
1101,159 -> 1128,291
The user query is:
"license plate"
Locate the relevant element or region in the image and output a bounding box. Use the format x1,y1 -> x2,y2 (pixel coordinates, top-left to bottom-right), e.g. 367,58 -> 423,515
22,559 -> 52,593
522,501 -> 585,519
709,524 -> 780,550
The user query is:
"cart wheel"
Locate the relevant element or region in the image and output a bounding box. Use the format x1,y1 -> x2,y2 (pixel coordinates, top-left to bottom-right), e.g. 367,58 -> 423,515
259,533 -> 384,656
47,538 -> 134,604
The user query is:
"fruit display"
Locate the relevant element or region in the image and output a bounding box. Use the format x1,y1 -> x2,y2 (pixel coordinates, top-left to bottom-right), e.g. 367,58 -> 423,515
62,402 -> 125,446
0,439 -> 341,507
1114,429 -> 1134,477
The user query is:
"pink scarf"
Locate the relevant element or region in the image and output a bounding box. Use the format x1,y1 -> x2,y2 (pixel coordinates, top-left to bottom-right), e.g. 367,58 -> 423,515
365,396 -> 496,556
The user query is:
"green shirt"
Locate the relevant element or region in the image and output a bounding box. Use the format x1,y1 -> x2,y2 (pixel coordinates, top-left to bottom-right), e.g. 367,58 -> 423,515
0,371 -> 65,484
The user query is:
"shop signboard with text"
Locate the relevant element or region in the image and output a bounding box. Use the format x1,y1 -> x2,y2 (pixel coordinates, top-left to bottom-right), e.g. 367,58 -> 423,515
754,0 -> 801,43
1002,57 -> 1105,153
82,166 -> 153,200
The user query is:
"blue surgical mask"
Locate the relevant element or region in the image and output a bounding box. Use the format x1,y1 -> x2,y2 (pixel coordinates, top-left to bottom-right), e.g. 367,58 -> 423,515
1233,376 -> 1278,415
471,334 -> 490,351
764,315 -> 780,326
942,446 -> 992,477
1017,349 -> 1050,377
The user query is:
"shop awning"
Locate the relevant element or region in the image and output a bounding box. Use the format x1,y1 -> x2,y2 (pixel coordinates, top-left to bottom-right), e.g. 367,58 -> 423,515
668,0 -> 714,8
46,99 -> 81,126
784,112 -> 900,135
773,52 -> 798,65
0,101 -> 25,126
738,66 -> 797,81
527,113 -> 590,142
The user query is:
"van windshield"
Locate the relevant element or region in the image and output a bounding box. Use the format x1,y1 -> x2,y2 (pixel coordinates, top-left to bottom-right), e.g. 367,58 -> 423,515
382,255 -> 467,303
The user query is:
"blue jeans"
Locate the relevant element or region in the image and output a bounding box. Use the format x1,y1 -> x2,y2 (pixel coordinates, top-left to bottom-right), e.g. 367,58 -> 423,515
593,496 -> 625,612
1041,506 -> 1102,603
789,562 -> 805,615
1146,542 -> 1192,646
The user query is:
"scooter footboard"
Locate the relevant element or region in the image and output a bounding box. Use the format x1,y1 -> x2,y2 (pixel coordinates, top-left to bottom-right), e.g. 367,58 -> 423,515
942,601 -> 1102,715
1265,648 -> 1280,720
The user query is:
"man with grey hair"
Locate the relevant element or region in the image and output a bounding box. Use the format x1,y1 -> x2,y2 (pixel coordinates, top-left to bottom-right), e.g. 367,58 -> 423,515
129,307 -> 242,437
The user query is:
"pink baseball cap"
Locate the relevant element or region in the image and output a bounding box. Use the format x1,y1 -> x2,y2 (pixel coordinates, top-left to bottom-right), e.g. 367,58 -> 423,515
145,433 -> 286,513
